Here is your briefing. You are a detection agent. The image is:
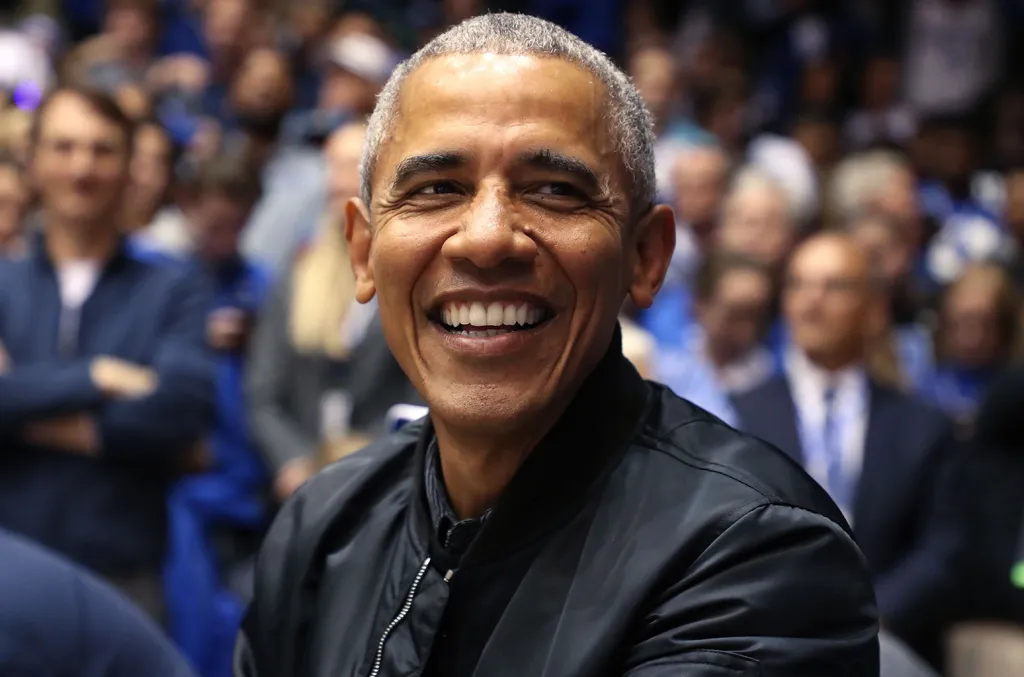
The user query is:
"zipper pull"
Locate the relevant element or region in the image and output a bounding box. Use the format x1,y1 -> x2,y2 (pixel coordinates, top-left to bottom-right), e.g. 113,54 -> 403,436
444,569 -> 455,583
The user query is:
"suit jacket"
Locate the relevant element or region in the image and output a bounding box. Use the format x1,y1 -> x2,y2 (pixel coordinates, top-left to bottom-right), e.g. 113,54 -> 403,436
732,375 -> 963,659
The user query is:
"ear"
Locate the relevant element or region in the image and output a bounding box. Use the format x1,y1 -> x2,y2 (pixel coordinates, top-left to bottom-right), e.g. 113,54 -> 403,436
627,204 -> 676,310
345,196 -> 376,304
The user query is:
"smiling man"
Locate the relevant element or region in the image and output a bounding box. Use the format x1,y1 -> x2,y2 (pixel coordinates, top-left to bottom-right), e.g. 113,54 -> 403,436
236,14 -> 879,677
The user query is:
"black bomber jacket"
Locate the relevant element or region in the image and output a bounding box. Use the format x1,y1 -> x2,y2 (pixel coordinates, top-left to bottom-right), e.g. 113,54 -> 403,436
235,335 -> 879,677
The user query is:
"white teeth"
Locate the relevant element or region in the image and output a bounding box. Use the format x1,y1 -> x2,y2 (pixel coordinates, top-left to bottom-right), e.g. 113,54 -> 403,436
516,304 -> 528,326
486,302 -> 503,326
440,301 -> 547,329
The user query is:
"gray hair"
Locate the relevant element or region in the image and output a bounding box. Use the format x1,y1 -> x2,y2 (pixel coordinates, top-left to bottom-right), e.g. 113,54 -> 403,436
725,165 -> 798,227
360,13 -> 656,214
829,150 -> 910,225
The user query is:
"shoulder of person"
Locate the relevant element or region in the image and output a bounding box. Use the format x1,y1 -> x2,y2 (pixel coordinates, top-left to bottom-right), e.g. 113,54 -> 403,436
633,381 -> 851,535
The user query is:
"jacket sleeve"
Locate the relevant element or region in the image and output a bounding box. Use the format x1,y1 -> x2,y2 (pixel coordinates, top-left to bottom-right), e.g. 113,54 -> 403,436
245,275 -> 318,473
623,502 -> 879,677
97,272 -> 216,459
0,362 -> 103,435
873,429 -> 965,640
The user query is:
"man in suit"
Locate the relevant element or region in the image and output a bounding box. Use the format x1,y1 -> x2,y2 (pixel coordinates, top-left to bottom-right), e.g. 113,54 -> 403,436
732,232 -> 963,666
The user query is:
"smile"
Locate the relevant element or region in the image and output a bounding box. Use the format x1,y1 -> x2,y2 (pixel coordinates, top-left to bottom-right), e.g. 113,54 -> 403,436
431,300 -> 553,337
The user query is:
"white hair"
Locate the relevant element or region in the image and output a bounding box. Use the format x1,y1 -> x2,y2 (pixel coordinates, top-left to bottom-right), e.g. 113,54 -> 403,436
829,150 -> 910,224
724,165 -> 797,226
360,13 -> 656,214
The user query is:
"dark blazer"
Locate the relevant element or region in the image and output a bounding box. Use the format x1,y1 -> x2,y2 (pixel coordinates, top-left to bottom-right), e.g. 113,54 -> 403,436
245,263 -> 422,473
0,527 -> 195,677
732,375 -> 963,661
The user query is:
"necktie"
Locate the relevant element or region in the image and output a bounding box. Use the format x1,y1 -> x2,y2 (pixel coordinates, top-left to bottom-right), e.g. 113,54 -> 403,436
822,386 -> 852,515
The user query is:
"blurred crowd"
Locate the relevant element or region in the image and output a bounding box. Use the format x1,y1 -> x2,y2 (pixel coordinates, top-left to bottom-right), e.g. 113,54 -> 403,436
0,0 -> 1023,676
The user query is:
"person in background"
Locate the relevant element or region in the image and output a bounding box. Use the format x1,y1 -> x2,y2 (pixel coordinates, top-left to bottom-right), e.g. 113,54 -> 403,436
655,253 -> 776,425
843,210 -> 935,391
0,85 -> 214,621
1004,166 -> 1024,288
0,151 -> 30,258
844,52 -> 917,152
0,105 -> 33,163
246,121 -> 418,502
0,527 -> 197,677
164,153 -> 272,677
124,119 -> 191,257
920,263 -> 1020,429
732,232 -> 963,669
63,0 -> 160,92
664,143 -> 729,287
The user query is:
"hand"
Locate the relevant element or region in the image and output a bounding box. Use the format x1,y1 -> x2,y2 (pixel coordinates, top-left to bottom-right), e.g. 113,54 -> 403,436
90,357 -> 158,399
207,308 -> 250,352
146,54 -> 210,93
24,415 -> 99,455
274,457 -> 316,502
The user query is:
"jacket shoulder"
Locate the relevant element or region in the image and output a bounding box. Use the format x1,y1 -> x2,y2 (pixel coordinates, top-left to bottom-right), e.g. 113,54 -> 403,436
638,382 -> 849,532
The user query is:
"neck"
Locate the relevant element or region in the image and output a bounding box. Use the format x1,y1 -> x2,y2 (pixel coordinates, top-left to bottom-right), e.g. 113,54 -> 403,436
43,214 -> 120,263
804,349 -> 861,374
432,402 -> 568,521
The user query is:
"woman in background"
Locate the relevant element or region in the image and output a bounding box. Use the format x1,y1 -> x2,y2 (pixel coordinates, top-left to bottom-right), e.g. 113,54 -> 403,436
246,120 -> 418,502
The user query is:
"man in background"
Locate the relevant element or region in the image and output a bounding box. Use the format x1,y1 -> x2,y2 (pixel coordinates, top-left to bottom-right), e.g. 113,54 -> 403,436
0,85 -> 214,620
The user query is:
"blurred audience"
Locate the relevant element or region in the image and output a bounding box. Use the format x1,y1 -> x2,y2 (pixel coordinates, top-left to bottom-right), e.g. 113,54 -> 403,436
0,151 -> 29,257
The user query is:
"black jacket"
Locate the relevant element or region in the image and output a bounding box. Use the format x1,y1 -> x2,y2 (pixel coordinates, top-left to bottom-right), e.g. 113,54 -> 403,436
236,339 -> 879,677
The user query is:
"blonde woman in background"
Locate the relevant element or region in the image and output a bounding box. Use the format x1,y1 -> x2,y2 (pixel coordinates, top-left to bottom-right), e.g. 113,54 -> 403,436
246,120 -> 419,501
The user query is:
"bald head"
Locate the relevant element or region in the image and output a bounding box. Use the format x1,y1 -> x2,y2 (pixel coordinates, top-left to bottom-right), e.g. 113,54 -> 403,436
784,233 -> 883,370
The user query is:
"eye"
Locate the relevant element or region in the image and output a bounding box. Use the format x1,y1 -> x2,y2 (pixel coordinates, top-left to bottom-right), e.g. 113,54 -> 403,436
410,181 -> 461,196
535,182 -> 585,198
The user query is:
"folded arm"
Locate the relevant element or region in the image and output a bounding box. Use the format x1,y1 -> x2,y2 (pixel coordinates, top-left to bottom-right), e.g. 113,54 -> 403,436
624,502 -> 879,676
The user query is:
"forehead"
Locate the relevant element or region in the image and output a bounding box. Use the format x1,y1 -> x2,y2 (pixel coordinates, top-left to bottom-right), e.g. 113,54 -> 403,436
38,94 -> 125,142
790,238 -> 863,278
376,53 -> 617,183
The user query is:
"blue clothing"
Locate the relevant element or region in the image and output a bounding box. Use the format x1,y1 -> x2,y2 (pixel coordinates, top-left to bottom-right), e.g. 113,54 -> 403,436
653,347 -> 739,427
0,527 -> 196,677
164,256 -> 272,677
918,365 -> 998,424
0,232 -> 216,575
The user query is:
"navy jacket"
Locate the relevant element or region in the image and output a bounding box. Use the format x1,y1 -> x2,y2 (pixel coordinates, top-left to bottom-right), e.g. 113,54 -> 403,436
732,375 -> 964,664
0,234 -> 215,575
0,527 -> 196,677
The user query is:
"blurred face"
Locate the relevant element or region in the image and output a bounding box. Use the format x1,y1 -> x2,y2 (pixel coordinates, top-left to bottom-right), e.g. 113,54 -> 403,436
630,47 -> 675,123
862,57 -> 898,109
848,218 -> 911,286
698,268 -> 772,366
189,193 -> 251,261
105,4 -> 155,52
204,0 -> 249,57
31,93 -> 130,226
319,67 -> 378,116
232,48 -> 293,116
784,236 -> 876,369
718,183 -> 794,272
0,167 -> 29,246
672,147 -> 727,237
934,129 -> 975,182
793,120 -> 839,171
325,124 -> 365,217
129,124 -> 172,210
942,273 -> 1004,368
1004,172 -> 1024,243
874,164 -> 921,245
347,54 -> 673,437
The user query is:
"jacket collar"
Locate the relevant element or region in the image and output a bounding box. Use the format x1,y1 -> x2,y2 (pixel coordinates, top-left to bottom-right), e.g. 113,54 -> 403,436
29,228 -> 132,272
411,325 -> 652,566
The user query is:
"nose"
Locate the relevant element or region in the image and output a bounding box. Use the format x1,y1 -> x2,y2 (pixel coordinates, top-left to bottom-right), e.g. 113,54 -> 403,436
442,185 -> 537,270
68,146 -> 97,178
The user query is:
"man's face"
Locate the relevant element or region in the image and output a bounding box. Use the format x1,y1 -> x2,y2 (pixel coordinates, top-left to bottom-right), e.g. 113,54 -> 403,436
0,167 -> 29,245
189,193 -> 251,261
31,93 -> 130,225
630,47 -> 675,123
672,147 -> 726,237
698,268 -> 771,365
349,54 -> 672,434
848,218 -> 910,286
783,237 -> 875,367
718,185 -> 794,272
325,124 -> 364,217
943,273 -> 1003,368
232,48 -> 294,119
129,125 -> 172,209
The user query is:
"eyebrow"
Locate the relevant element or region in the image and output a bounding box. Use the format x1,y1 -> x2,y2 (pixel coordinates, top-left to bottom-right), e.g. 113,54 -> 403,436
517,148 -> 601,193
390,151 -> 469,191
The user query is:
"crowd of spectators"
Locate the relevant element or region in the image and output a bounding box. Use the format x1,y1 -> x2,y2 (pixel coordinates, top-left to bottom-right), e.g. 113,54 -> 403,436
0,0 -> 1023,676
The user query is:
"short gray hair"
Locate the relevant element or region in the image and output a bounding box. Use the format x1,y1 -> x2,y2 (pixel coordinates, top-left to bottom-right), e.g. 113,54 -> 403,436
829,150 -> 910,225
360,13 -> 656,214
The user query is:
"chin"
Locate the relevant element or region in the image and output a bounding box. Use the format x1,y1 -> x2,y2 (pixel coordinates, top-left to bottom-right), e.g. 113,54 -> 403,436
425,382 -> 551,437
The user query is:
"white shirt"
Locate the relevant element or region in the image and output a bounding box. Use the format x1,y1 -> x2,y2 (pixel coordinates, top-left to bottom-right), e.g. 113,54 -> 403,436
57,260 -> 101,310
785,348 -> 869,522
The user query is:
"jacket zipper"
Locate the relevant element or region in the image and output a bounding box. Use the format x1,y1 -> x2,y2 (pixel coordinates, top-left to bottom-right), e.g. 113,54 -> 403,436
368,557 -> 432,677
